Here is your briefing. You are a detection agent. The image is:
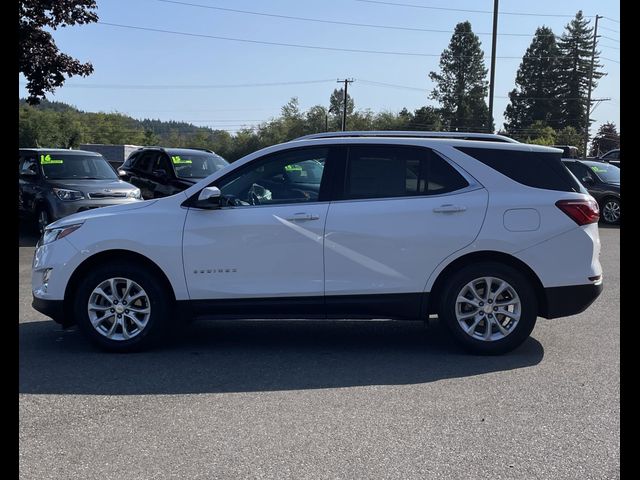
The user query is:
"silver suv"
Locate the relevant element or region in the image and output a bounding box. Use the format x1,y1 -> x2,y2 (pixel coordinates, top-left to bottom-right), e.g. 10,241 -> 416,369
19,148 -> 142,233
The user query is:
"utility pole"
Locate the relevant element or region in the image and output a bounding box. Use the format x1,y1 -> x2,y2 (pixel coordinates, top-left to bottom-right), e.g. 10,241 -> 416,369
488,0 -> 499,132
337,78 -> 354,131
584,15 -> 601,158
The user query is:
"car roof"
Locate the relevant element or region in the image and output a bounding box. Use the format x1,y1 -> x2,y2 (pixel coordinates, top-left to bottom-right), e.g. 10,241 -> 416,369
19,148 -> 102,156
296,131 -> 519,143
581,159 -> 617,167
133,146 -> 217,154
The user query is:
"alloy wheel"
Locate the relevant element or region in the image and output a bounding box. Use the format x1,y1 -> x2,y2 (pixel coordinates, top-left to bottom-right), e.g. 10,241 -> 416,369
455,276 -> 521,342
87,277 -> 151,341
602,199 -> 620,224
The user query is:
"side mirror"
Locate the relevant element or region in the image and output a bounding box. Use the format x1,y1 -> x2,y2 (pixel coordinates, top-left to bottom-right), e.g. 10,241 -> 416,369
196,186 -> 221,209
117,168 -> 127,177
581,176 -> 595,186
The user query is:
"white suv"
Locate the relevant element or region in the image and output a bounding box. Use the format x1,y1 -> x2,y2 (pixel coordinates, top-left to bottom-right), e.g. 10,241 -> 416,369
32,132 -> 603,354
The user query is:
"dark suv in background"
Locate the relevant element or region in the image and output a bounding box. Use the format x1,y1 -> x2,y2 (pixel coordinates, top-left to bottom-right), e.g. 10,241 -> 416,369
118,147 -> 229,199
562,158 -> 620,224
599,148 -> 620,168
19,148 -> 142,233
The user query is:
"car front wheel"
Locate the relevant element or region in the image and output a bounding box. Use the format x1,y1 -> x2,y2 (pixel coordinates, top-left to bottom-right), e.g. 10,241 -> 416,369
74,262 -> 173,352
439,262 -> 538,355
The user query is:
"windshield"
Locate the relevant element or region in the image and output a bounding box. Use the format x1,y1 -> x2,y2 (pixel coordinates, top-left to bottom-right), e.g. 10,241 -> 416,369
40,153 -> 118,180
169,152 -> 229,179
586,162 -> 620,183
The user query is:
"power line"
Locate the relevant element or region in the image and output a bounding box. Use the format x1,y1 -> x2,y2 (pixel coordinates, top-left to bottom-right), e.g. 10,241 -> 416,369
599,43 -> 620,51
154,0 -> 555,38
600,16 -> 620,24
598,25 -> 620,34
601,57 -> 620,64
95,21 -> 595,60
600,35 -> 620,43
354,0 -> 597,18
358,79 -> 617,100
19,79 -> 334,89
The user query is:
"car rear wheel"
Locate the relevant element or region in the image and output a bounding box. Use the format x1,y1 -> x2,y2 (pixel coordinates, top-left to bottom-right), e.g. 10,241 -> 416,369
74,262 -> 173,352
439,262 -> 538,355
601,198 -> 620,224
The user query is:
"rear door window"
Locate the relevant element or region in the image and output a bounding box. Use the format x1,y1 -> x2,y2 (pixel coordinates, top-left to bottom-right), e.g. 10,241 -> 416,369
344,145 -> 469,200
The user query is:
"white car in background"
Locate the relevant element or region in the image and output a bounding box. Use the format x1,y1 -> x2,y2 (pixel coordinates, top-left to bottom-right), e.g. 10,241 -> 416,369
32,132 -> 603,355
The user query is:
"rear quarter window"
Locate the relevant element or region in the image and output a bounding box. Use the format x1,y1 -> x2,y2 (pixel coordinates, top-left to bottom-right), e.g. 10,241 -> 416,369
455,147 -> 582,193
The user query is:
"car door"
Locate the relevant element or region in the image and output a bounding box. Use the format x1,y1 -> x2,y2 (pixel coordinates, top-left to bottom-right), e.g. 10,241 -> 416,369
323,144 -> 488,318
182,146 -> 339,306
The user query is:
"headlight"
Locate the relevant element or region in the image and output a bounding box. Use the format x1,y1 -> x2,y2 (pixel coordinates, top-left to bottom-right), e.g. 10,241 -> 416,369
127,188 -> 142,199
41,223 -> 83,245
53,188 -> 84,201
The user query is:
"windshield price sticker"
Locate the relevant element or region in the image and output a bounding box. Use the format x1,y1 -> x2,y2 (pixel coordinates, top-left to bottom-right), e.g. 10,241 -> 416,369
171,156 -> 192,164
40,154 -> 64,165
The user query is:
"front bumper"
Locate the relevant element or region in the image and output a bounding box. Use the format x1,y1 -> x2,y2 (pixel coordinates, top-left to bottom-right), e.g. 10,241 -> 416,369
541,282 -> 603,319
32,296 -> 67,325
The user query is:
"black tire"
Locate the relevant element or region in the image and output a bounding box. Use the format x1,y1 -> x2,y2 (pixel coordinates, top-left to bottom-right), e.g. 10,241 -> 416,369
35,204 -> 52,235
74,261 -> 173,352
600,197 -> 620,225
438,262 -> 538,355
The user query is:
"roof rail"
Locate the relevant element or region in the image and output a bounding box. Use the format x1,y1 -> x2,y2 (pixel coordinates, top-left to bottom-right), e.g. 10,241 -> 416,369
294,131 -> 519,143
183,147 -> 215,153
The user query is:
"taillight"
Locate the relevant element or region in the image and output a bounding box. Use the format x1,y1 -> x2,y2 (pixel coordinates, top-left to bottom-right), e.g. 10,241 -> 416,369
556,199 -> 600,225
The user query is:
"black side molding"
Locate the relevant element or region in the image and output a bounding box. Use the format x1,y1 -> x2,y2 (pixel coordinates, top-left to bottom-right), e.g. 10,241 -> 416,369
178,292 -> 429,321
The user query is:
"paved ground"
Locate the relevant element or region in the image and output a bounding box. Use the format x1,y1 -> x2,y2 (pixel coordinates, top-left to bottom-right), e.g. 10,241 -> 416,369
19,227 -> 620,479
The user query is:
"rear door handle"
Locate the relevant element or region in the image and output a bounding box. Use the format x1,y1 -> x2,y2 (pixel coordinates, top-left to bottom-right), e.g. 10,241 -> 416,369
285,213 -> 320,221
433,204 -> 466,213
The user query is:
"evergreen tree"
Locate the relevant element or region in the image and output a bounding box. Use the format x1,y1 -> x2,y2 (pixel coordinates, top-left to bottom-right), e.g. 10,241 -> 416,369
589,122 -> 620,157
504,27 -> 563,137
408,106 -> 443,131
329,88 -> 354,129
557,11 -> 603,134
428,21 -> 492,132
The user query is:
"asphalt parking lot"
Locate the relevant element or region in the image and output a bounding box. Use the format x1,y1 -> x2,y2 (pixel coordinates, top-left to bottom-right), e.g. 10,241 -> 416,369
19,226 -> 619,479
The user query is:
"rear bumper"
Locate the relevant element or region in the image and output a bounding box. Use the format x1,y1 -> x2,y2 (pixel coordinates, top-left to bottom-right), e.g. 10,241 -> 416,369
541,282 -> 603,319
32,296 -> 67,325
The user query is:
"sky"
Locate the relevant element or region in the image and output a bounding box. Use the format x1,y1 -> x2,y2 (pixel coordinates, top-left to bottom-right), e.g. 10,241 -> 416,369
19,0 -> 620,135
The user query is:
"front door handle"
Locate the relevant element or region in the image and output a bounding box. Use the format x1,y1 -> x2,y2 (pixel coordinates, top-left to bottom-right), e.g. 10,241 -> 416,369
433,204 -> 466,213
285,213 -> 320,221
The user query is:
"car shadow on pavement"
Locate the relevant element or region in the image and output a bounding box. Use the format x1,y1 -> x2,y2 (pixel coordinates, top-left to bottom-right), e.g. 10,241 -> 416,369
20,318 -> 544,395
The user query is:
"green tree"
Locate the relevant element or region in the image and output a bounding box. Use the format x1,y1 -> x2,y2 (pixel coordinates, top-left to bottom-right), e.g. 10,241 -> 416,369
557,11 -> 603,133
522,121 -> 557,146
589,122 -> 620,157
504,27 -> 563,136
408,106 -> 443,131
428,21 -> 492,132
555,126 -> 583,152
329,88 -> 354,129
19,0 -> 98,104
305,105 -> 330,133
